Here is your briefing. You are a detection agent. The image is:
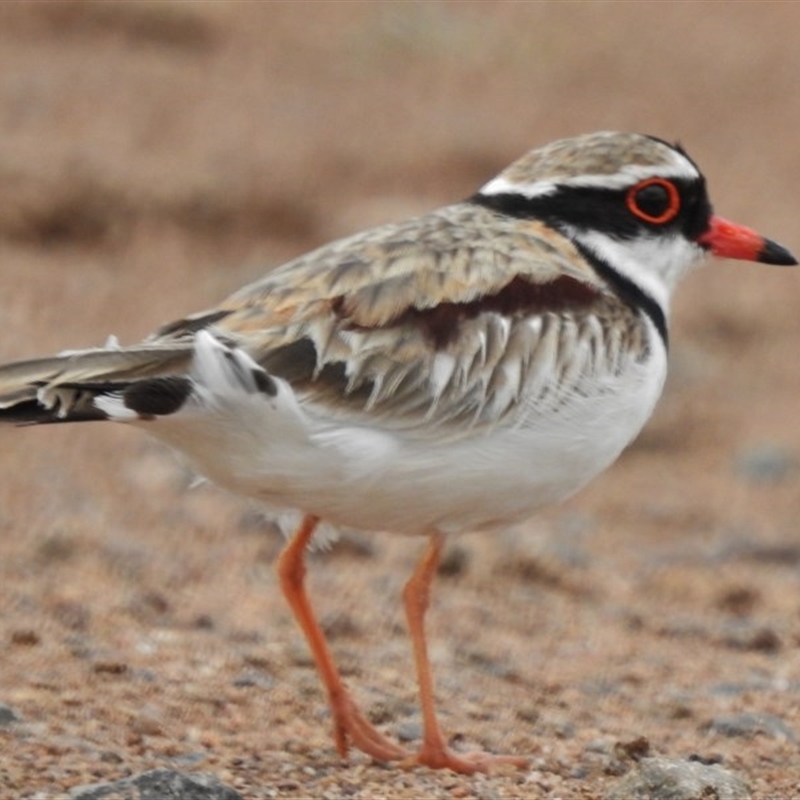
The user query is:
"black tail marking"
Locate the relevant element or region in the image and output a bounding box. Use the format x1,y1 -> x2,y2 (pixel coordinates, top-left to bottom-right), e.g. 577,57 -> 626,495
122,377 -> 193,418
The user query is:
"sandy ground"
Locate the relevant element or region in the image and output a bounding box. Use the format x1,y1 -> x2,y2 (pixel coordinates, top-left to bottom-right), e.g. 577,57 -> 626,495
1,3 -> 800,798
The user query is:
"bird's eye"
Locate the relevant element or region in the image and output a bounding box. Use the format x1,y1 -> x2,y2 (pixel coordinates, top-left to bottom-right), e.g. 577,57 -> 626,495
626,178 -> 681,224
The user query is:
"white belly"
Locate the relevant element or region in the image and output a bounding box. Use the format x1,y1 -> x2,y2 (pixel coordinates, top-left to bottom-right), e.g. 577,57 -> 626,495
302,346 -> 665,534
144,326 -> 667,537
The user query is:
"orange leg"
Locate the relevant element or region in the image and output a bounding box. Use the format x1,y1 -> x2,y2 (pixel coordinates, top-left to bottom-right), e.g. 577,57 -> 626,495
402,534 -> 529,774
276,514 -> 409,763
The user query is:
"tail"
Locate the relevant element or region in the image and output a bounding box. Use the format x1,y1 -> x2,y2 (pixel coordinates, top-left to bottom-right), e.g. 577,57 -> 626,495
1,331 -> 317,523
0,332 -> 291,430
0,340 -> 194,424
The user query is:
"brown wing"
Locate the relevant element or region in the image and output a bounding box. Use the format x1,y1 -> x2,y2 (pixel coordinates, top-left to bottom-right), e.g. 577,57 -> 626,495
151,203 -> 640,433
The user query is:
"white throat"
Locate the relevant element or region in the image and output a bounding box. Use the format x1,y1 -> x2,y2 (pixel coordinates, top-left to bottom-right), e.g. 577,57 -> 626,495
568,228 -> 707,311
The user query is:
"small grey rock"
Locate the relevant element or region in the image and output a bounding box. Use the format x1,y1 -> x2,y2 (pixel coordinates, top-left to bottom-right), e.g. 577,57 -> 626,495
735,444 -> 796,484
396,720 -> 422,742
231,670 -> 276,690
605,756 -> 750,800
474,783 -> 503,800
69,769 -> 243,800
707,712 -> 797,742
0,703 -> 20,726
720,623 -> 782,653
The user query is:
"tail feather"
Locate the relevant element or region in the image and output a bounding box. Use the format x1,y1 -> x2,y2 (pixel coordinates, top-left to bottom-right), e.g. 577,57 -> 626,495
0,344 -> 194,424
0,398 -> 108,425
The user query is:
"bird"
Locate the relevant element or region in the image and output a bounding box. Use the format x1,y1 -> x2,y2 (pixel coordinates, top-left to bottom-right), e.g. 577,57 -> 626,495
0,131 -> 795,774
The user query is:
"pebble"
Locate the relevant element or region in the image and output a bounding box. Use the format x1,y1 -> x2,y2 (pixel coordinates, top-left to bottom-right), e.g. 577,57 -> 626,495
720,623 -> 782,653
714,535 -> 800,565
707,712 -> 797,742
396,720 -> 422,742
735,444 -> 796,484
0,703 -> 20,726
10,629 -> 40,646
230,670 -> 276,690
92,660 -> 129,676
715,586 -> 760,616
69,768 -> 243,800
129,709 -> 166,737
605,756 -> 751,800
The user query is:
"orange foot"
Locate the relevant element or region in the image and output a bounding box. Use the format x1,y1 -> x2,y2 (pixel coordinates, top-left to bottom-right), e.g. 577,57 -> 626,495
410,742 -> 529,775
331,692 -> 410,763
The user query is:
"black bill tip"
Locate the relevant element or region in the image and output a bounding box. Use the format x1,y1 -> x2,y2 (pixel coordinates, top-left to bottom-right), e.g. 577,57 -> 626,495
759,238 -> 798,266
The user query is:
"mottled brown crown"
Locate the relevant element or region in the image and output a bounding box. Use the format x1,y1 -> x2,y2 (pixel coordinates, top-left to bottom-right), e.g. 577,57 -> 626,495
482,132 -> 699,197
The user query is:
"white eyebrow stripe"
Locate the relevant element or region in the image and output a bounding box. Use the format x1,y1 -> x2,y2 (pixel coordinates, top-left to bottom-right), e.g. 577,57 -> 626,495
480,161 -> 699,199
480,177 -> 559,198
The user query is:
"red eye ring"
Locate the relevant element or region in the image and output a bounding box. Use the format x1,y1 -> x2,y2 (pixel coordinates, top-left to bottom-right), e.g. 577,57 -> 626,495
626,177 -> 681,224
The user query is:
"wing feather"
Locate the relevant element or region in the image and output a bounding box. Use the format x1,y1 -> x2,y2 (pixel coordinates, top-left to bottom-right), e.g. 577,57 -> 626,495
0,202 -> 648,435
159,203 -> 644,435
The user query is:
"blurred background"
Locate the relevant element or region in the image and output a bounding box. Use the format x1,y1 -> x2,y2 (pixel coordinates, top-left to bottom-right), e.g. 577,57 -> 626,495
0,3 -> 798,797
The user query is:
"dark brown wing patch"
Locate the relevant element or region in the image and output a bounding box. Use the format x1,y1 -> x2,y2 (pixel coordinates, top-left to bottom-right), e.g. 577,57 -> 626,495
331,275 -> 601,348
